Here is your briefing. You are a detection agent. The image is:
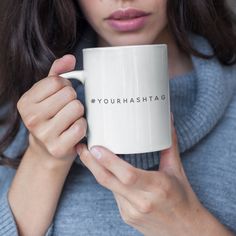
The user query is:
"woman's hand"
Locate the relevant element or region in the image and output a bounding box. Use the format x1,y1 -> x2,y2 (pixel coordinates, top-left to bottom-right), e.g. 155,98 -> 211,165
17,55 -> 87,166
77,119 -> 234,236
9,55 -> 88,235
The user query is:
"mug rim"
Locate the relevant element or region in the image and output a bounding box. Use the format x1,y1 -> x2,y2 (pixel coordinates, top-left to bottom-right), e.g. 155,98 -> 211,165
83,44 -> 167,52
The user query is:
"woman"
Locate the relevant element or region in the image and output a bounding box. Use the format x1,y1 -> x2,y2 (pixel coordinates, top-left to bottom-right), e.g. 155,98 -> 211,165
0,0 -> 236,235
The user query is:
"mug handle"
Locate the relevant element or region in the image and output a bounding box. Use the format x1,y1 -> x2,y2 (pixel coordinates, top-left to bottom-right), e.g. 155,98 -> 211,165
60,70 -> 85,84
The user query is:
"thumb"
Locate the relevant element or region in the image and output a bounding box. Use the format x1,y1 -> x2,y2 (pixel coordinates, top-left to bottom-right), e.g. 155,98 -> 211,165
159,115 -> 183,175
48,54 -> 76,77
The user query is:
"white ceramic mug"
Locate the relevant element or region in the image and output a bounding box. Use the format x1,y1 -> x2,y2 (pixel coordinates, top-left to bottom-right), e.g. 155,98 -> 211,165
61,44 -> 171,154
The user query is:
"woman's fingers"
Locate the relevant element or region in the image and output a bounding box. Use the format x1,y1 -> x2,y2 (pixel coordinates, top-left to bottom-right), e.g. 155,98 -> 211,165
38,85 -> 77,120
59,118 -> 87,148
48,54 -> 76,76
19,84 -> 84,136
113,193 -> 145,227
28,76 -> 72,103
49,99 -> 84,136
23,55 -> 75,103
86,146 -> 166,191
89,146 -> 140,187
77,144 -> 130,194
78,144 -> 150,210
79,144 -> 162,215
17,54 -> 88,160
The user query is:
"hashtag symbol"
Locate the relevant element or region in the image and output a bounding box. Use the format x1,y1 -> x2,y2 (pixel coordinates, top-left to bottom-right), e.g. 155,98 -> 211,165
91,99 -> 96,103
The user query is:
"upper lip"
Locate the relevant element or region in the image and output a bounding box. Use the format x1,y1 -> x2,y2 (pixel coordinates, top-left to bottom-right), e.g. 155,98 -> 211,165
106,8 -> 150,20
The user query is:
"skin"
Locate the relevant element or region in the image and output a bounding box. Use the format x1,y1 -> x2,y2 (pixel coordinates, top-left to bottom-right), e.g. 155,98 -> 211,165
79,0 -> 169,46
79,0 -> 193,78
7,0 -> 234,235
78,121 -> 234,236
9,56 -> 87,235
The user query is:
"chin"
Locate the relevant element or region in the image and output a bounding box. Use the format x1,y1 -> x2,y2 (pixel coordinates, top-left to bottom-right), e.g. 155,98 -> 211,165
104,34 -> 160,47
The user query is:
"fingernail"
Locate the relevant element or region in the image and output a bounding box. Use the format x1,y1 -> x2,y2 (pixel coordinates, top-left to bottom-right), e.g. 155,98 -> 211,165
62,55 -> 68,59
90,147 -> 102,160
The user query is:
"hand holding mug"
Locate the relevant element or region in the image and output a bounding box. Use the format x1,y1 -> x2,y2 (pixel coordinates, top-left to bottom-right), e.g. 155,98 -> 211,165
77,118 -> 213,236
17,55 -> 87,164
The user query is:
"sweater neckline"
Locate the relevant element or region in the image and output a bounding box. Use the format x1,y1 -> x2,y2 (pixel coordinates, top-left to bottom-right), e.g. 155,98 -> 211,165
174,36 -> 236,153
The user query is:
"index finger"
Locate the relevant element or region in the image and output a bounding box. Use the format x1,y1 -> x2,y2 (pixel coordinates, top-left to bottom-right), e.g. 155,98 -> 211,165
88,146 -> 164,191
89,146 -> 140,186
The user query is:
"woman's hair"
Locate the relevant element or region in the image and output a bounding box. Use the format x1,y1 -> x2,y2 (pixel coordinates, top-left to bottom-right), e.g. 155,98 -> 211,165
0,0 -> 236,168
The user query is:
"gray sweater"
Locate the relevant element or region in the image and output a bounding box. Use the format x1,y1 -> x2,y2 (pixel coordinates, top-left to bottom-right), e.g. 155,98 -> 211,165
0,34 -> 236,235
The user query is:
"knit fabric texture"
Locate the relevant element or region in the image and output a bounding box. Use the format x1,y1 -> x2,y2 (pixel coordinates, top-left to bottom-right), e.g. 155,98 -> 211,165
0,32 -> 236,235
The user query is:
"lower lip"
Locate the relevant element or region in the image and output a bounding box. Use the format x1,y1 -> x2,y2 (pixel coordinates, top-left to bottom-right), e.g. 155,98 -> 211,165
106,15 -> 149,32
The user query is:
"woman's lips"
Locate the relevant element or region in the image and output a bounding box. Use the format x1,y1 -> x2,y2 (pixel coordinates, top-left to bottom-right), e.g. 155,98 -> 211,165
105,9 -> 151,32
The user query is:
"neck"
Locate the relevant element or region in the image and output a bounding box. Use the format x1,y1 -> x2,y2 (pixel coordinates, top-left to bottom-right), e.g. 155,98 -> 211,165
153,27 -> 193,79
